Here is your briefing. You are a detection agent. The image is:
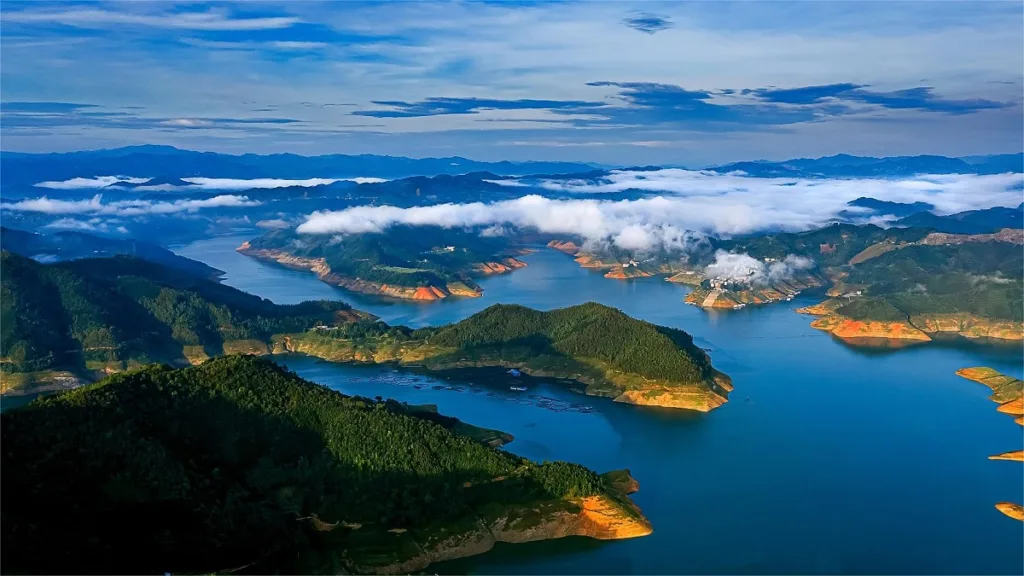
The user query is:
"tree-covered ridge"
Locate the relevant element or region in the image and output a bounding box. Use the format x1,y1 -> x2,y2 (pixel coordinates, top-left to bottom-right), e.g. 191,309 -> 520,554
425,303 -> 717,385
835,243 -> 1023,321
0,251 -> 353,375
1,356 -> 617,574
245,225 -> 520,289
719,223 -> 930,267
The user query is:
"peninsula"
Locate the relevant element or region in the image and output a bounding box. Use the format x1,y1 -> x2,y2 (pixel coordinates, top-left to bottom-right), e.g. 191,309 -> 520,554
955,367 -> 1023,521
954,367 -> 1024,425
798,230 -> 1023,345
275,302 -> 733,412
239,225 -> 530,300
1,356 -> 652,574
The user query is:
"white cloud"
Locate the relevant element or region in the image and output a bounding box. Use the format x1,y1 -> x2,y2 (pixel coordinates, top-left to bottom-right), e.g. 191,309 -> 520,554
2,8 -> 298,31
256,218 -> 292,229
705,251 -> 813,285
161,118 -> 213,127
181,177 -> 343,190
42,217 -> 129,234
35,176 -> 150,189
269,41 -> 328,50
296,171 -> 1023,252
32,176 -> 388,191
2,194 -> 261,216
482,179 -> 529,187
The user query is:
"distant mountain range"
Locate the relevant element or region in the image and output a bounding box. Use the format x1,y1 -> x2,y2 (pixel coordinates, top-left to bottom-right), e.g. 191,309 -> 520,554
0,145 -> 600,188
0,146 -> 1020,190
709,153 -> 1022,178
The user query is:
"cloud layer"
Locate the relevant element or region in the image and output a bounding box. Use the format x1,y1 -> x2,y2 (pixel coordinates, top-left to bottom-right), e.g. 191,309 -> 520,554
297,170 -> 1023,252
34,176 -> 387,190
2,194 -> 261,216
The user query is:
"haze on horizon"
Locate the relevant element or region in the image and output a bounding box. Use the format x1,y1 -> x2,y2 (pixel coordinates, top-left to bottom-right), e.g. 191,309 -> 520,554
1,1 -> 1022,165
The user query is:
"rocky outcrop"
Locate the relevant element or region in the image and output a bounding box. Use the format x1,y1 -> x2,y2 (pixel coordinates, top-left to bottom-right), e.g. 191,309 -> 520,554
808,316 -> 932,342
802,302 -> 1023,345
237,242 -> 483,300
614,386 -> 728,411
664,270 -> 704,286
995,502 -> 1024,521
474,258 -> 528,275
547,240 -> 581,254
955,367 -> 1023,426
604,266 -> 654,280
365,471 -> 652,575
989,450 -> 1024,462
685,276 -> 825,311
919,228 -> 1024,246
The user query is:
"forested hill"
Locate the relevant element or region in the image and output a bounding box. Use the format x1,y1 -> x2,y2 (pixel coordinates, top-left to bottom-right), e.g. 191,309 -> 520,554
288,302 -> 732,410
427,303 -> 718,386
1,356 -> 642,574
832,241 -> 1023,322
0,251 -> 354,378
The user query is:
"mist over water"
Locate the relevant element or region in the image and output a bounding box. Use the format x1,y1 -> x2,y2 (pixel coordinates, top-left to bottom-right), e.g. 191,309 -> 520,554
177,234 -> 1023,575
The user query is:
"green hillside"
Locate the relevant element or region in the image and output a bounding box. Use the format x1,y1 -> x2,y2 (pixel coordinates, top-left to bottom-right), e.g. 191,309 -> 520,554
835,242 -> 1023,322
720,223 -> 929,267
283,302 -> 731,409
426,303 -> 717,385
0,251 -> 353,379
2,356 -> 639,574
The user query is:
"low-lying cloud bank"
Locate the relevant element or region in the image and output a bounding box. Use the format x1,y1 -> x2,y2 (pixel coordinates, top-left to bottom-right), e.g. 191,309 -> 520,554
1,194 -> 261,216
297,170 -> 1022,252
43,217 -> 129,235
705,252 -> 813,285
34,176 -> 387,190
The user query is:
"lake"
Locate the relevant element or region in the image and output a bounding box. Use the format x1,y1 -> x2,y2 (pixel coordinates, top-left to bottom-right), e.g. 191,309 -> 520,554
177,234 -> 1024,575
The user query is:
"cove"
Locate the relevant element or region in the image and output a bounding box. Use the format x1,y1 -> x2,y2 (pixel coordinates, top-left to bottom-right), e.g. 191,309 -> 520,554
177,234 -> 1024,574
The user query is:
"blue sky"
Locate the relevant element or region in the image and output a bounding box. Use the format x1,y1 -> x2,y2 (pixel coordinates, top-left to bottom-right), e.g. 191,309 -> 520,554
1,1 -> 1022,164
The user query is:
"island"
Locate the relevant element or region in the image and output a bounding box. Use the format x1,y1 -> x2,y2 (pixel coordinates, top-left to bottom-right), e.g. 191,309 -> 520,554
239,225 -> 531,300
1,252 -> 732,412
1,355 -> 652,574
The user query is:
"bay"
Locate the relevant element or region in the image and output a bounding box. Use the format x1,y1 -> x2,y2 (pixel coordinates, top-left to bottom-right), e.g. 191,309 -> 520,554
176,234 -> 1024,574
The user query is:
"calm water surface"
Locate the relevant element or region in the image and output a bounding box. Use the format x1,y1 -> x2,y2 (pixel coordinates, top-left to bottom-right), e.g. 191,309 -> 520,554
177,235 -> 1024,575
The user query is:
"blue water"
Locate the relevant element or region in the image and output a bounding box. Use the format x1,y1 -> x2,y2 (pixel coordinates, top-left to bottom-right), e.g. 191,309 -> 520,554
177,235 -> 1024,575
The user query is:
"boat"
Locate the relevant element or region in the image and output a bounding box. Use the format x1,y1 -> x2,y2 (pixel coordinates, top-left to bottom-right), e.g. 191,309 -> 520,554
509,386 -> 528,392
507,368 -> 522,377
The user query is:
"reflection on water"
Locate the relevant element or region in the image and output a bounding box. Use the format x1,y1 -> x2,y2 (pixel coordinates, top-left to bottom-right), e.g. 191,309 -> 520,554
178,234 -> 1024,575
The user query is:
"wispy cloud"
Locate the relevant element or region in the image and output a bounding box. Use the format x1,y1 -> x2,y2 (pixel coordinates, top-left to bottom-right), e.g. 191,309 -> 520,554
1,1 -> 1020,162
43,217 -> 128,234
34,176 -> 387,190
352,97 -> 606,118
2,8 -> 298,31
749,83 -> 1010,114
2,194 -> 261,216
